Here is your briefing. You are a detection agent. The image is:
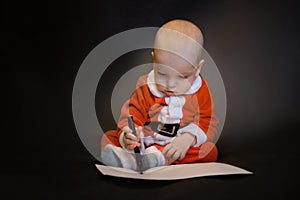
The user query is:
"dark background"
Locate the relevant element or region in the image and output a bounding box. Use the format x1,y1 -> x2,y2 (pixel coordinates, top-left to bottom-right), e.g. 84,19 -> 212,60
2,0 -> 300,199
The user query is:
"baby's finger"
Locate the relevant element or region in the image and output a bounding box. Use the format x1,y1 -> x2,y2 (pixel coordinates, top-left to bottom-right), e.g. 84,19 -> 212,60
179,152 -> 186,161
172,151 -> 181,161
125,132 -> 138,141
125,137 -> 138,145
162,144 -> 175,158
162,144 -> 170,155
123,126 -> 132,134
125,143 -> 136,150
124,138 -> 140,150
124,133 -> 141,148
166,147 -> 176,158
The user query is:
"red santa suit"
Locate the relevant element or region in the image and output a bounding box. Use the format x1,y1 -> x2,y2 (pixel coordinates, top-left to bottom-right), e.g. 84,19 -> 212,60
101,70 -> 219,164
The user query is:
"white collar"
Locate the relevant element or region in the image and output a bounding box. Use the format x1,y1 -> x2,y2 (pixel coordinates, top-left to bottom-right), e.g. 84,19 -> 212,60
146,70 -> 202,98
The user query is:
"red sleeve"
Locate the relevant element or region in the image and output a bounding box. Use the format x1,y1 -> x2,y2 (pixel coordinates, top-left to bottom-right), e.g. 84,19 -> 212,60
195,78 -> 219,142
116,76 -> 151,138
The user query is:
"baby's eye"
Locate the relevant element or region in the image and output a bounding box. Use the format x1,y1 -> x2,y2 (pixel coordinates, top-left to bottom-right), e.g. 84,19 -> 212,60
157,72 -> 166,76
178,75 -> 188,79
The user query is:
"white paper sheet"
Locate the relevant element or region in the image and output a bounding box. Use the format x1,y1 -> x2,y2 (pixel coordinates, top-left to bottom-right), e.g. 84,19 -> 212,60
95,162 -> 252,180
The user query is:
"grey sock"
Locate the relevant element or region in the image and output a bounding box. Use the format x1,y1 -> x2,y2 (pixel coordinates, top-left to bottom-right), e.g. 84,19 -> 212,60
142,153 -> 159,171
101,145 -> 123,168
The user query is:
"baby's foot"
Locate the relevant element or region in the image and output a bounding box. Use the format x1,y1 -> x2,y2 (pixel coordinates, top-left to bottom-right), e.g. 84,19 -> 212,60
101,144 -> 136,170
101,144 -> 123,167
142,153 -> 159,171
142,146 -> 166,171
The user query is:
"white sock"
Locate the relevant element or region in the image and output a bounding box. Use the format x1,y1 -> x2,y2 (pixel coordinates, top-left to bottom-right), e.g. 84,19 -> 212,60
101,144 -> 136,170
145,146 -> 165,166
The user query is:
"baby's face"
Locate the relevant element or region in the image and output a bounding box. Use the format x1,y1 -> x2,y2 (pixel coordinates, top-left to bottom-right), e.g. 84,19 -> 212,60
153,51 -> 199,96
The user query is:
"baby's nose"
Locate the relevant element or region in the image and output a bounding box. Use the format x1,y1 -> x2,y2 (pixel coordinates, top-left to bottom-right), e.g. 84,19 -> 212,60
167,79 -> 176,89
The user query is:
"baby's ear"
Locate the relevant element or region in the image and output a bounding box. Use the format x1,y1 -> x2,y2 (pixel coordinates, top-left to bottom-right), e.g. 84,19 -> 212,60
195,59 -> 205,76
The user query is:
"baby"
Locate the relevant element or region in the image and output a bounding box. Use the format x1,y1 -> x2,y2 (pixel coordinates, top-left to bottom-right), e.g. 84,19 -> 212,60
101,19 -> 219,171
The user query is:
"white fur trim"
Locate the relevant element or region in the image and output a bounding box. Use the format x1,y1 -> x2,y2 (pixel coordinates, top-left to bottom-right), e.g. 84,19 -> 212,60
142,133 -> 174,146
177,123 -> 207,147
146,70 -> 202,97
142,135 -> 155,146
158,96 -> 185,124
153,132 -> 175,145
119,131 -> 126,149
185,75 -> 202,94
104,144 -> 136,170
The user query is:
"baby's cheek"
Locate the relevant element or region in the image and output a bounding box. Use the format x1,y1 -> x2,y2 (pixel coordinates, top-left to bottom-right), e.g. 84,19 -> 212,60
178,82 -> 191,93
156,82 -> 165,91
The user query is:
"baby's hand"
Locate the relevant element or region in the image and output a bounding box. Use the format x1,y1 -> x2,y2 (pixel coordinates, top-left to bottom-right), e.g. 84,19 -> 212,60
122,126 -> 142,150
162,133 -> 196,161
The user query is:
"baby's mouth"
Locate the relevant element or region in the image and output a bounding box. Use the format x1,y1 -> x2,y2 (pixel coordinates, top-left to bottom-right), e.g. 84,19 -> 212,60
164,90 -> 175,96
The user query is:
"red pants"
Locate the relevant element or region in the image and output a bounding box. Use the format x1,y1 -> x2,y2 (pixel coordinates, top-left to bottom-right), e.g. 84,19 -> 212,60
101,130 -> 218,164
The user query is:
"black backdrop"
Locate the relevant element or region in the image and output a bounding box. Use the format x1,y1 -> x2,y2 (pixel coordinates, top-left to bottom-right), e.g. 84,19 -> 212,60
2,0 -> 300,199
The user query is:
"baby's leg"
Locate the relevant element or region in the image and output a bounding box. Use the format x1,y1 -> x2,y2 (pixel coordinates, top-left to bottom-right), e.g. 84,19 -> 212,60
100,129 -> 121,151
101,144 -> 137,170
101,144 -> 168,171
101,130 -> 137,169
101,130 -> 167,171
173,141 -> 218,164
152,142 -> 217,164
143,146 -> 166,167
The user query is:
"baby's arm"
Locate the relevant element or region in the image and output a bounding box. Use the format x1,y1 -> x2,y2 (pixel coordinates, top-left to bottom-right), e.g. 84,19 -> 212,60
117,85 -> 150,150
162,132 -> 196,161
163,79 -> 218,161
195,79 -> 219,142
